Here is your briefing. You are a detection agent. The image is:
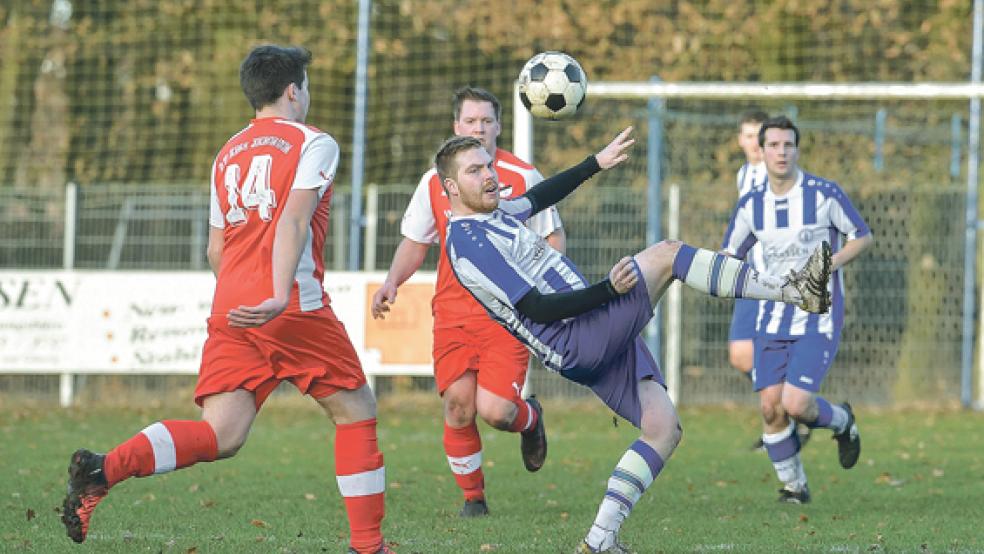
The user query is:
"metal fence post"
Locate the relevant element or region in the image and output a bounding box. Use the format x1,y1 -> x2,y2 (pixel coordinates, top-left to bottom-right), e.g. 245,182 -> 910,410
646,76 -> 665,364
348,0 -> 371,270
874,108 -> 886,172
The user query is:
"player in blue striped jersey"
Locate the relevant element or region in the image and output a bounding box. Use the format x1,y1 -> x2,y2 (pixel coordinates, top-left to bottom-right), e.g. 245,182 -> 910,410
729,110 -> 813,451
434,128 -> 832,553
721,116 -> 874,504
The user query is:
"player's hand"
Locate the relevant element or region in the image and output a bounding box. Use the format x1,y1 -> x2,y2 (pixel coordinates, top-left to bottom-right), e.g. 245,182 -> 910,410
608,256 -> 639,294
227,297 -> 288,328
595,126 -> 635,170
371,283 -> 398,320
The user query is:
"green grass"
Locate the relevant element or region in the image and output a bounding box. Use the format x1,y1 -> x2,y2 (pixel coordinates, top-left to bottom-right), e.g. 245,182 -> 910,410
3,395 -> 984,553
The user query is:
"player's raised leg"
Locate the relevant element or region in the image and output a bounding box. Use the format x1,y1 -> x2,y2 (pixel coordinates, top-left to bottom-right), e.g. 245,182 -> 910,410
577,379 -> 681,553
61,390 -> 248,543
632,240 -> 831,313
318,385 -> 389,554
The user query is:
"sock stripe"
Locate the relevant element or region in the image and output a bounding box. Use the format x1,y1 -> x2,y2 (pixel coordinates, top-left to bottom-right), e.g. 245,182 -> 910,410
671,244 -> 698,281
709,253 -> 724,296
336,467 -> 386,497
762,422 -> 801,463
446,452 -> 482,475
140,422 -> 176,474
735,265 -> 750,298
812,397 -> 833,428
628,440 -> 664,478
611,468 -> 646,495
604,490 -> 634,511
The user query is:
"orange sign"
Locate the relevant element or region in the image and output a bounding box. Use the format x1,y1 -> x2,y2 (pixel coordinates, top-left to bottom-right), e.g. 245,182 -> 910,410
363,282 -> 435,365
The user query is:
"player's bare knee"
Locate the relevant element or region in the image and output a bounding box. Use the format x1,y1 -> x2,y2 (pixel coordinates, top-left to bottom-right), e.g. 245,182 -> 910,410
444,397 -> 477,427
760,401 -> 783,426
475,397 -> 516,430
212,427 -> 248,459
780,396 -> 810,421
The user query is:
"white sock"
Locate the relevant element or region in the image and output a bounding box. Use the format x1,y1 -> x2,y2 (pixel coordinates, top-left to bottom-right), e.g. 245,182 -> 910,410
674,247 -> 795,303
762,421 -> 807,491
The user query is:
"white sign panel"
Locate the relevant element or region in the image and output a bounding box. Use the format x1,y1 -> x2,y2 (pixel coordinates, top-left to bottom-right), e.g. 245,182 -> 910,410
0,271 -> 435,375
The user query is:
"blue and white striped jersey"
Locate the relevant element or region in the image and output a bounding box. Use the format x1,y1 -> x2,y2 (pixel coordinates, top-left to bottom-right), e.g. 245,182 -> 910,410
735,161 -> 767,271
721,170 -> 871,338
446,197 -> 587,372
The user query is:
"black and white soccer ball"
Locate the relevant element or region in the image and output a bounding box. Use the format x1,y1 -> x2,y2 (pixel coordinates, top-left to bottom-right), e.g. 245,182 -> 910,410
517,51 -> 587,120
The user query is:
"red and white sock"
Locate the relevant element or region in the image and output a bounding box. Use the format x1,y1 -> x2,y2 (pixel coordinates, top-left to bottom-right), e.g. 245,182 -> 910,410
335,418 -> 386,554
443,422 -> 485,502
507,398 -> 538,433
103,420 -> 218,487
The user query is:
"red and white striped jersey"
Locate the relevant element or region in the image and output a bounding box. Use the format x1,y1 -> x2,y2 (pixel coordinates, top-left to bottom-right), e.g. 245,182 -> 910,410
208,117 -> 339,316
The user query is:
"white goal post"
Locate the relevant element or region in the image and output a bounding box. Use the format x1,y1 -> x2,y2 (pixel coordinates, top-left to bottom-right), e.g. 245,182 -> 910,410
514,80 -> 984,409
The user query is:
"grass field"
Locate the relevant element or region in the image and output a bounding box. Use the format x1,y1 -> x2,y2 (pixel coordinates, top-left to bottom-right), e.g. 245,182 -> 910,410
3,394 -> 983,553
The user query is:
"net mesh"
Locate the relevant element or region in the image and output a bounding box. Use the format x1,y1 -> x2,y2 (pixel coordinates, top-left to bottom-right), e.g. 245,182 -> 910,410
0,0 -> 978,404
530,97 -> 968,405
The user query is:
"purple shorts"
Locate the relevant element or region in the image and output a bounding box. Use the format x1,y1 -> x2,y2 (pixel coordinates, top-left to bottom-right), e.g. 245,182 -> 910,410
559,270 -> 664,428
752,334 -> 841,393
728,298 -> 759,341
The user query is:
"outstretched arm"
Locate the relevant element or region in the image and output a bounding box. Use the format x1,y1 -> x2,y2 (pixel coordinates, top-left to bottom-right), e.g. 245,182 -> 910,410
521,127 -> 635,215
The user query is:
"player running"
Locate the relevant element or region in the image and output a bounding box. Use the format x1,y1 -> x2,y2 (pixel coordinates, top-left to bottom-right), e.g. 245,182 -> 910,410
61,45 -> 392,554
371,87 -> 563,517
434,127 -> 832,552
722,115 -> 873,503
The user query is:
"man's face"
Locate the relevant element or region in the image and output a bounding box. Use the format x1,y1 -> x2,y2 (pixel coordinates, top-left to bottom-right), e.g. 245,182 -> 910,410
738,121 -> 763,164
762,128 -> 799,181
453,100 -> 500,156
446,147 -> 500,215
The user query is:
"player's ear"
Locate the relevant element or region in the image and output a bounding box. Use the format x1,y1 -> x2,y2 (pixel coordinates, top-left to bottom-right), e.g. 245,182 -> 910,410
443,177 -> 459,198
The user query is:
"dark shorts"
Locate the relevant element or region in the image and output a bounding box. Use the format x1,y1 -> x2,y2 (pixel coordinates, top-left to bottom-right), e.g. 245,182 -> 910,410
752,334 -> 841,393
558,268 -> 664,428
728,298 -> 759,341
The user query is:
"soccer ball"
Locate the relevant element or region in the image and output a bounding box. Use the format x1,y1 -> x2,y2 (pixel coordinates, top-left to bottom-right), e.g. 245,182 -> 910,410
517,51 -> 587,120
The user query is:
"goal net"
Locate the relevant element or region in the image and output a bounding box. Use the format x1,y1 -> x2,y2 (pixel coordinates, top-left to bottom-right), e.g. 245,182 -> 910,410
519,83 -> 977,406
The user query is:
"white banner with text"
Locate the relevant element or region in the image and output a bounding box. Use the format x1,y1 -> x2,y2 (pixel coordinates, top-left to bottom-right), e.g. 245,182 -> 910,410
0,271 -> 436,375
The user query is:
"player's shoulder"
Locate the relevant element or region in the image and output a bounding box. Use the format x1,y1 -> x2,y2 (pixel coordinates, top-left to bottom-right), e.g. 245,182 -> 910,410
802,171 -> 848,197
494,149 -> 540,182
274,119 -> 336,144
495,149 -> 535,170
737,178 -> 766,206
446,217 -> 486,251
420,166 -> 440,185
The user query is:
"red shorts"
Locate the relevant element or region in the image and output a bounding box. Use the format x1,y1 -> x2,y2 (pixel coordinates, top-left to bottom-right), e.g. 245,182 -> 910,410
433,321 -> 530,401
196,306 -> 366,409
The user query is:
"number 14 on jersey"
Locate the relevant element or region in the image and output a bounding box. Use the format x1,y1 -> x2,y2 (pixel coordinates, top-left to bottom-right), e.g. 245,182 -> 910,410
224,154 -> 277,225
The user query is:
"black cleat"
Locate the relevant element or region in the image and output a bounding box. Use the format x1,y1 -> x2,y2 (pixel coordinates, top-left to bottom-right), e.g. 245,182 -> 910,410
777,485 -> 811,504
833,402 -> 861,469
459,498 -> 489,518
520,396 -> 547,472
749,436 -> 765,452
61,449 -> 109,543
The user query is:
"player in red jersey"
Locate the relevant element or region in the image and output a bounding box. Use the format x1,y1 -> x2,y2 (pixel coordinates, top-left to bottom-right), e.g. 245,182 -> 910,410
371,87 -> 565,517
61,45 -> 392,554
